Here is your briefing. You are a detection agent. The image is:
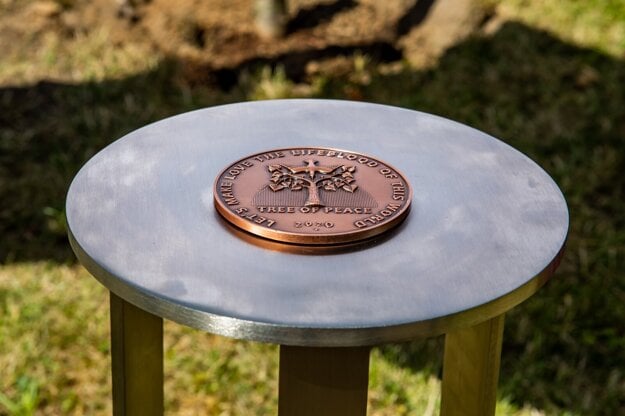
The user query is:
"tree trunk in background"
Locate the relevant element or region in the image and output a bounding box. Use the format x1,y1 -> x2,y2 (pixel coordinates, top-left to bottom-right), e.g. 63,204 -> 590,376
255,0 -> 288,38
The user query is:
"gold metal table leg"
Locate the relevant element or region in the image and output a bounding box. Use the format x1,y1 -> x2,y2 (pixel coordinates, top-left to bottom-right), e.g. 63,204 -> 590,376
278,345 -> 370,416
110,292 -> 164,416
440,314 -> 505,416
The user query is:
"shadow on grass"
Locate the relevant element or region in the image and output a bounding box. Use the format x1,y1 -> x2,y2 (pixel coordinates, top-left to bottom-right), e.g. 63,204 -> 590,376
0,19 -> 623,415
0,64 -> 238,263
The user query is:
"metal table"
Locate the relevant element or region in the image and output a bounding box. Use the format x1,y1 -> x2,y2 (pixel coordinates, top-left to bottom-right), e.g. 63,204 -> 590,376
66,99 -> 568,415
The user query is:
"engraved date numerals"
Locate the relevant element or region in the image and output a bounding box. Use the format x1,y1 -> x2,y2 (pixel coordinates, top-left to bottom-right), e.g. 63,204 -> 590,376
294,221 -> 335,231
294,221 -> 334,231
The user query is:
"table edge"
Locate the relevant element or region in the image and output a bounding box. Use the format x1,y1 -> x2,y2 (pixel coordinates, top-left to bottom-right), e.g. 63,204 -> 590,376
68,226 -> 566,347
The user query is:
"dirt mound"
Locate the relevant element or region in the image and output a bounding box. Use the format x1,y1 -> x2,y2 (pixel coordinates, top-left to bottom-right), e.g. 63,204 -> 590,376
3,0 -> 487,87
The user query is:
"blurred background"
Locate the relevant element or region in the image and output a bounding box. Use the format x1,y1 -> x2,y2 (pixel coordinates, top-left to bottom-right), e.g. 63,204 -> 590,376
1,0 -> 624,414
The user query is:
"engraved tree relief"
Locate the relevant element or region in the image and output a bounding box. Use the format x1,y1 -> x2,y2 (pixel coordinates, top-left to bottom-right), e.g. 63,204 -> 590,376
268,159 -> 358,207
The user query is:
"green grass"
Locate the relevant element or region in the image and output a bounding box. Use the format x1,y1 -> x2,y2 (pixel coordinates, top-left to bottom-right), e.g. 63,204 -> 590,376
490,0 -> 625,57
0,263 -> 543,415
1,0 -> 624,414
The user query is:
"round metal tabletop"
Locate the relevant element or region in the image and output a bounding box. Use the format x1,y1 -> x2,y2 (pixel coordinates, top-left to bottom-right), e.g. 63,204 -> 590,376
66,99 -> 568,347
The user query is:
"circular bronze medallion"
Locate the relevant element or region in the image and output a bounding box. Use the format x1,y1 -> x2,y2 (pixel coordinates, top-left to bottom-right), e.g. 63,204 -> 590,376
213,147 -> 412,245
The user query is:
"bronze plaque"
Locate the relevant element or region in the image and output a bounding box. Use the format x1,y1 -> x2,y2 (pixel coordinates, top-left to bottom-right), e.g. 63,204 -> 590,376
213,147 -> 412,245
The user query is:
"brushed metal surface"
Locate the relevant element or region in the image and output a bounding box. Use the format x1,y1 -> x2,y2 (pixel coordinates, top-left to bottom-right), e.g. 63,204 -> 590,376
66,99 -> 568,347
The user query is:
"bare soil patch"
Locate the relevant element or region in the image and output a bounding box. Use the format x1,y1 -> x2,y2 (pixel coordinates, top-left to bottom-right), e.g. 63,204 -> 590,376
1,0 -> 486,87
